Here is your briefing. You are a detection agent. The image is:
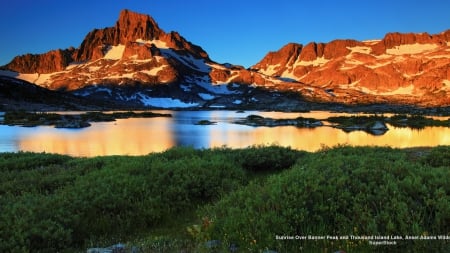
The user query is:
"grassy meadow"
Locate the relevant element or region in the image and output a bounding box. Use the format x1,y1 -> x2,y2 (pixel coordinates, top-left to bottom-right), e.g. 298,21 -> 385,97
0,145 -> 449,252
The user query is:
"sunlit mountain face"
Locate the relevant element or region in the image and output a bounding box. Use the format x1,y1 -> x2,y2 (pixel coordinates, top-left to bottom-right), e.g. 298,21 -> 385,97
251,32 -> 450,106
1,9 -> 449,109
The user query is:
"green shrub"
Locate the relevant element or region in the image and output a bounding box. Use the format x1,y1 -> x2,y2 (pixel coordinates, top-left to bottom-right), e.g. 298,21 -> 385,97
233,145 -> 304,172
422,145 -> 450,167
202,146 -> 450,252
3,111 -> 63,126
0,152 -> 71,171
0,147 -> 247,252
1,146 -> 448,252
389,115 -> 450,129
0,152 -> 73,195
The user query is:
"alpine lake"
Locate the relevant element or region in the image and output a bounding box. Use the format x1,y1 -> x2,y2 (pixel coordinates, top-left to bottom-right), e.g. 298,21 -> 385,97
1,110 -> 449,157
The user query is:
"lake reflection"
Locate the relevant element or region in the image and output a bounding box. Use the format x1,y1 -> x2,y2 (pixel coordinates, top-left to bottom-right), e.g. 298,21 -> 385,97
1,111 -> 449,157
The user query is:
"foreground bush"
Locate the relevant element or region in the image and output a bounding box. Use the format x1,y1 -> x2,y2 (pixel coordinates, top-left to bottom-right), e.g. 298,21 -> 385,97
0,146 -> 448,252
202,146 -> 450,252
0,148 -> 246,252
231,145 -> 304,172
422,145 -> 450,167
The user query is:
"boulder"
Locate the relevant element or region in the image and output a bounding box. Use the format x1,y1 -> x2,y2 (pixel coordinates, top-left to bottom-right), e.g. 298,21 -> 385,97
55,120 -> 91,129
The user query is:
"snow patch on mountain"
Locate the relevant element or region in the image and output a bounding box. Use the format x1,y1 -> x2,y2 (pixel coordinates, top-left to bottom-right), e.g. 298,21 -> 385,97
280,70 -> 301,81
107,73 -> 134,79
261,64 -> 281,75
138,93 -> 199,108
207,63 -> 227,70
187,76 -> 237,95
89,65 -> 102,72
367,61 -> 391,69
141,65 -> 167,76
128,57 -> 162,64
104,45 -> 125,60
136,39 -> 169,49
5,71 -> 56,86
362,39 -> 381,45
441,80 -> 450,91
198,93 -> 215,100
66,63 -> 82,70
359,84 -> 416,96
386,43 -> 438,55
378,85 -> 415,96
161,49 -> 210,72
294,56 -> 329,67
73,87 -> 113,97
180,84 -> 192,92
347,46 -> 372,54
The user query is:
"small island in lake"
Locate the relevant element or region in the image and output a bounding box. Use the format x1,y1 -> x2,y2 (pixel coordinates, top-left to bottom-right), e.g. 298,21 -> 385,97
1,111 -> 171,128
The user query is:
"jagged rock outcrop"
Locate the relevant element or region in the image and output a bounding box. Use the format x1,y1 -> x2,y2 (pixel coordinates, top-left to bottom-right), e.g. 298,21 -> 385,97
6,48 -> 75,74
5,9 -> 209,74
74,9 -> 164,62
253,29 -> 450,106
372,30 -> 450,54
161,31 -> 210,59
122,41 -> 158,59
300,42 -> 325,61
253,43 -> 302,73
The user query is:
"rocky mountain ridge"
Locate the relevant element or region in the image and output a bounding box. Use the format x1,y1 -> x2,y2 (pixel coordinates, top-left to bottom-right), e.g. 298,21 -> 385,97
252,31 -> 450,106
1,9 -> 449,108
5,10 -> 209,74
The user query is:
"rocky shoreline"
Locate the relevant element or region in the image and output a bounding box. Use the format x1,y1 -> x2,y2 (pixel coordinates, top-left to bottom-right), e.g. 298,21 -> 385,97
1,111 -> 171,129
1,109 -> 449,134
234,114 -> 450,136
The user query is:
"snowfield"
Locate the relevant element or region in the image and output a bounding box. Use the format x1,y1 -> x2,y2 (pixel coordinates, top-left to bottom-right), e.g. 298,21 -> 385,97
138,94 -> 199,108
386,43 -> 438,55
104,45 -> 125,60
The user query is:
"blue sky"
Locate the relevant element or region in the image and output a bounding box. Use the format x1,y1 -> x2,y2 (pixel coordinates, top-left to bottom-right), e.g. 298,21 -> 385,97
1,0 -> 449,67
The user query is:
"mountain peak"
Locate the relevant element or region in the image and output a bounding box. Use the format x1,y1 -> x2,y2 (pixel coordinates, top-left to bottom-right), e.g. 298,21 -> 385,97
4,9 -> 211,73
74,10 -> 165,62
116,9 -> 163,44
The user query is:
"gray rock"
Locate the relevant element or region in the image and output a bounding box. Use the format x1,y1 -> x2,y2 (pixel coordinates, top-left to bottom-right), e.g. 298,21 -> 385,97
205,240 -> 221,248
55,120 -> 91,129
87,248 -> 112,253
370,121 -> 388,130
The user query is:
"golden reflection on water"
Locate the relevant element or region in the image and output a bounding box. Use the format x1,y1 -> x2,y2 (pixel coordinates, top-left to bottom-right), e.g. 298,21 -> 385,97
18,118 -> 174,156
209,125 -> 450,152
14,111 -> 450,157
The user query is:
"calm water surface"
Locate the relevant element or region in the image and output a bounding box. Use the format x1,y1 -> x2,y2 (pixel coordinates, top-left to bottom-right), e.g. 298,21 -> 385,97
0,110 -> 449,157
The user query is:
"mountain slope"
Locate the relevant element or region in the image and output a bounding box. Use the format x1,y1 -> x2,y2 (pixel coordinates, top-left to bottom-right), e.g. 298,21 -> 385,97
0,75 -> 111,111
1,9 -> 449,108
252,31 -> 450,106
2,9 -> 297,109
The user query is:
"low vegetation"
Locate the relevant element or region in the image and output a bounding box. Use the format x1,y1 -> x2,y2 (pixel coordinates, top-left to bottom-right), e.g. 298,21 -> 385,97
0,145 -> 448,252
202,146 -> 450,252
235,114 -> 449,136
327,114 -> 450,129
2,111 -> 449,133
326,115 -> 385,127
388,114 -> 450,129
1,110 -> 171,128
236,114 -> 323,128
